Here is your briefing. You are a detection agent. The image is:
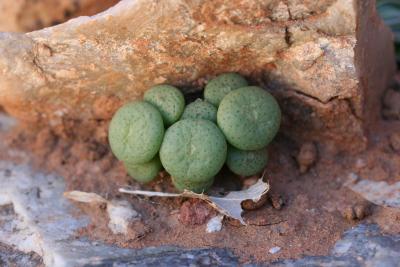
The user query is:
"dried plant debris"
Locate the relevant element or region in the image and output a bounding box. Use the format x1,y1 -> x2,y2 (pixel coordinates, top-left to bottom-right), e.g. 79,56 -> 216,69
119,179 -> 269,225
346,175 -> 400,208
64,191 -> 107,204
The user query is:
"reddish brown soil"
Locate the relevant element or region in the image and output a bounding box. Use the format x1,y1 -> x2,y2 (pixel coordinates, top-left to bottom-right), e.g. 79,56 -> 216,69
1,89 -> 400,263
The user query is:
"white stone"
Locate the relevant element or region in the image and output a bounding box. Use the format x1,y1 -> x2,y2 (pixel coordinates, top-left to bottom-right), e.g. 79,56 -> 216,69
107,200 -> 139,234
269,246 -> 281,254
206,215 -> 224,233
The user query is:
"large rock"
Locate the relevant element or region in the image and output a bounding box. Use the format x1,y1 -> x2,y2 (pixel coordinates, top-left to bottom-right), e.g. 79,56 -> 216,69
0,0 -> 119,32
0,0 -> 396,153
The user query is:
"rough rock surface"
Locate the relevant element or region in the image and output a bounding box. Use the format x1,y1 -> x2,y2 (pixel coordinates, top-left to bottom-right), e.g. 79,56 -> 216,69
0,0 -> 396,153
0,0 -> 119,32
271,224 -> 400,267
0,242 -> 43,267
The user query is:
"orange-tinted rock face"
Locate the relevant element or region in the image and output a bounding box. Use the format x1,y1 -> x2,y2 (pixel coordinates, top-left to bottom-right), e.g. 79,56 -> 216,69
0,0 -> 119,32
0,0 -> 396,153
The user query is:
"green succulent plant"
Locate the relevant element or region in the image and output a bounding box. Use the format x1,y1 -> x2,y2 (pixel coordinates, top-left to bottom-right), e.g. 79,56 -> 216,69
217,86 -> 281,150
204,73 -> 248,106
171,176 -> 215,193
144,84 -> 185,126
108,101 -> 164,164
160,119 -> 227,186
125,155 -> 162,183
226,146 -> 268,176
181,98 -> 217,122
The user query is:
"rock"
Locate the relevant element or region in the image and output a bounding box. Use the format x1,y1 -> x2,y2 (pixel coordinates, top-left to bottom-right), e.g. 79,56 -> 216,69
269,246 -> 282,254
0,242 -> 43,267
342,202 -> 371,221
269,193 -> 284,210
107,200 -> 140,234
343,206 -> 356,221
271,224 -> 400,267
346,177 -> 400,208
206,215 -> 224,233
0,0 -> 119,32
0,0 -> 396,154
353,203 -> 371,220
83,247 -> 239,267
178,199 -> 213,225
296,142 -> 317,174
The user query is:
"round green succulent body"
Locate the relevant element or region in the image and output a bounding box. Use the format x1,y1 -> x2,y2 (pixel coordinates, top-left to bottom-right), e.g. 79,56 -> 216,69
108,101 -> 164,164
217,86 -> 281,150
144,85 -> 185,126
226,146 -> 268,176
181,98 -> 217,122
160,119 -> 227,184
125,155 -> 162,183
204,73 -> 248,106
172,176 -> 215,193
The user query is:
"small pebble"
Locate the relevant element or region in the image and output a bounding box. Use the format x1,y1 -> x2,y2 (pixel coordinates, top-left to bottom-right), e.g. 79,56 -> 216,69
343,202 -> 371,221
269,193 -> 284,210
343,206 -> 356,221
269,246 -> 281,254
296,142 -> 317,174
206,215 -> 224,233
353,203 -> 370,220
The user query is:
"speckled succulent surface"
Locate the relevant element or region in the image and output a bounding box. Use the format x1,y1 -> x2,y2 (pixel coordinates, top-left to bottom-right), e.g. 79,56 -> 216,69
181,98 -> 217,123
160,119 -> 227,183
217,86 -> 281,150
204,73 -> 248,106
226,146 -> 268,176
125,155 -> 162,183
108,101 -> 164,164
144,85 -> 185,126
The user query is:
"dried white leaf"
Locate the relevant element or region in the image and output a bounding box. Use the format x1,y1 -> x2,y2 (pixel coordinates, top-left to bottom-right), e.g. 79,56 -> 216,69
119,178 -> 269,225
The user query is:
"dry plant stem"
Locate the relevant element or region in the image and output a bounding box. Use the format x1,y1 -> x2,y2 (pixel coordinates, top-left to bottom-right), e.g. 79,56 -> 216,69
119,172 -> 270,225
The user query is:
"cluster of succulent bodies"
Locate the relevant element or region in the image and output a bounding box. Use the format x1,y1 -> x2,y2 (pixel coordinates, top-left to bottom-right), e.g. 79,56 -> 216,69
108,73 -> 281,193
